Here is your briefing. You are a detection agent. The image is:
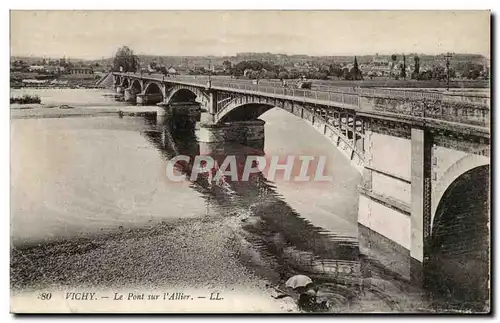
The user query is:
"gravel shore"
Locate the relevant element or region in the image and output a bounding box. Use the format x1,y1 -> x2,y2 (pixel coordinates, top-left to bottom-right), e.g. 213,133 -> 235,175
10,104 -> 158,119
11,211 -> 297,312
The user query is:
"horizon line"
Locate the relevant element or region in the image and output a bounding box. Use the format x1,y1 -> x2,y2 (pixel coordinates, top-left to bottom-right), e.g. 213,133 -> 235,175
11,51 -> 490,61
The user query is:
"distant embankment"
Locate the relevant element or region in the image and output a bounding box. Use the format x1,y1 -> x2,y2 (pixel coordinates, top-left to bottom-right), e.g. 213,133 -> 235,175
96,72 -> 114,88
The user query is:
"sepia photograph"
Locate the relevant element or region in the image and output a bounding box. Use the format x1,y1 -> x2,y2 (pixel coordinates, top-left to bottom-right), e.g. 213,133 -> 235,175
9,10 -> 491,314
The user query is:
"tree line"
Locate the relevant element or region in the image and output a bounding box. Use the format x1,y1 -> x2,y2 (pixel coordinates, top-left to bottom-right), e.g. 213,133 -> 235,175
226,57 -> 363,80
111,46 -> 489,81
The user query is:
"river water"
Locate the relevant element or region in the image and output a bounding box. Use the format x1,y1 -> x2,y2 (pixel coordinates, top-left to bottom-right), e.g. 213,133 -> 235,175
10,88 -> 483,313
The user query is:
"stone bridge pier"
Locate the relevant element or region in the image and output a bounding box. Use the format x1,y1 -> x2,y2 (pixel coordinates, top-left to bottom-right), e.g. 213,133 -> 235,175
196,89 -> 266,145
157,102 -> 202,128
115,85 -> 124,94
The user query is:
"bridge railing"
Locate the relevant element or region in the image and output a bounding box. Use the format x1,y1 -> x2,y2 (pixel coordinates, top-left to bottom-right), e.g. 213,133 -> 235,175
441,93 -> 490,105
366,95 -> 490,127
210,79 -> 360,108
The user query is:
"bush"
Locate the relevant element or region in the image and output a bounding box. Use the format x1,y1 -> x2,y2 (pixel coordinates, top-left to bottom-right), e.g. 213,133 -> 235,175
10,94 -> 41,104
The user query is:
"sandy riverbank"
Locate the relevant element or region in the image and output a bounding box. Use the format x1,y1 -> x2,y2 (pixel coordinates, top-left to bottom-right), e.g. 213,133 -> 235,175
10,104 -> 158,119
11,209 -> 298,313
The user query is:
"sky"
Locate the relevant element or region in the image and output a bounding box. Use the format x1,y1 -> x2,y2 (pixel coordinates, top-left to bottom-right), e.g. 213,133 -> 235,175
10,10 -> 491,59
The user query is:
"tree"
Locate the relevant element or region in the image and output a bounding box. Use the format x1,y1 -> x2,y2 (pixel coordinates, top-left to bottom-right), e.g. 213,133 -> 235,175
350,56 -> 363,80
222,60 -> 232,72
412,55 -> 420,79
483,67 -> 490,80
342,67 -> 351,80
158,66 -> 168,75
112,46 -> 139,72
391,54 -> 397,78
413,55 -> 420,74
278,71 -> 289,79
418,70 -> 432,80
148,61 -> 158,72
313,71 -> 328,80
329,64 -> 343,79
269,71 -> 279,79
467,68 -> 481,80
400,55 -> 406,80
431,65 -> 447,80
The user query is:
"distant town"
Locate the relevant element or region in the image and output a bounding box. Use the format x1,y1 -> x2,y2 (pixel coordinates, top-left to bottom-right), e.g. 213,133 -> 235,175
10,51 -> 490,89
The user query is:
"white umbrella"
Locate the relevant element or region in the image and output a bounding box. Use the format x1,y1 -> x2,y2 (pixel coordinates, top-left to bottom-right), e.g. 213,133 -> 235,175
285,275 -> 313,290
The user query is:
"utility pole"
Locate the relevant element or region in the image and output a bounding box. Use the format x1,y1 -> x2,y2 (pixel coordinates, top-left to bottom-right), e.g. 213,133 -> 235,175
208,59 -> 212,80
207,58 -> 212,88
403,54 -> 406,80
444,52 -> 453,91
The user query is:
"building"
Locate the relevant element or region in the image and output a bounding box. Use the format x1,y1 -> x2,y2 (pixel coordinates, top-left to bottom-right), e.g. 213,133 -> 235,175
28,65 -> 45,72
44,66 -> 60,74
174,66 -> 191,75
372,54 -> 390,67
69,67 -> 94,75
22,79 -> 47,86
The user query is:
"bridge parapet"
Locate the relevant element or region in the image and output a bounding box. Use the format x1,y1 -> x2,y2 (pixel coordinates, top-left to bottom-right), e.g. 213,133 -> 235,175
360,96 -> 489,127
358,87 -> 490,105
210,79 -> 361,108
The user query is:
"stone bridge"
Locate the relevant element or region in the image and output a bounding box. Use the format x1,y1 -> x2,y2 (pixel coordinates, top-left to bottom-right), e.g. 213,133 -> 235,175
112,72 -> 490,291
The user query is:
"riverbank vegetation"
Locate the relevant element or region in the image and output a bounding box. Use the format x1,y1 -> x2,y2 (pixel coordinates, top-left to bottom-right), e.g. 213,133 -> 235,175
10,94 -> 41,104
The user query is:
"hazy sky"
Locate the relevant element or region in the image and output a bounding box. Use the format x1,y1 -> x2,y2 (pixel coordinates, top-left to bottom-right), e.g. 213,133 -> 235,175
10,10 -> 490,59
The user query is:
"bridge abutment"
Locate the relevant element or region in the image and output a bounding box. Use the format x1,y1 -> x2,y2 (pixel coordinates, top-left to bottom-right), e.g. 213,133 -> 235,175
358,120 -> 414,281
156,103 -> 172,125
199,112 -> 217,126
357,122 -> 435,286
136,90 -> 163,105
115,86 -> 124,94
156,102 -> 201,126
124,88 -> 137,102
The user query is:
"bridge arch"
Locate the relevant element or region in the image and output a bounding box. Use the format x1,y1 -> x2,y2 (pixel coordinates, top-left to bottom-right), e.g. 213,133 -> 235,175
130,79 -> 142,94
165,85 -> 208,106
218,102 -> 274,123
142,81 -> 165,105
114,75 -> 122,86
427,163 -> 489,307
144,81 -> 163,95
215,96 -> 364,171
122,78 -> 130,88
169,89 -> 198,103
431,152 -> 490,228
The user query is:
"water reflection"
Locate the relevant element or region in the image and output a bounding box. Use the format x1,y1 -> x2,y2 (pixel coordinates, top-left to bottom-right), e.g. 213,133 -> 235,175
141,114 -> 427,312
10,115 -> 209,246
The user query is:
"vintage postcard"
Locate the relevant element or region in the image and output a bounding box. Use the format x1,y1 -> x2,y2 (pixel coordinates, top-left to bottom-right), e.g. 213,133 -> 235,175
10,10 -> 491,313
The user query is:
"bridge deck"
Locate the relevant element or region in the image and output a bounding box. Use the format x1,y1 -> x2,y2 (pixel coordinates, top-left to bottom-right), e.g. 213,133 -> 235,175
113,72 -> 490,134
116,72 -> 490,103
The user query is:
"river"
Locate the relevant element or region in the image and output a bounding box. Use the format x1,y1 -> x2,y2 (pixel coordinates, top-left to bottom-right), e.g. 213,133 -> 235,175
10,88 -> 482,313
